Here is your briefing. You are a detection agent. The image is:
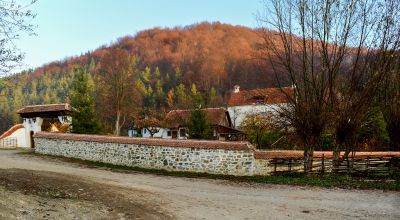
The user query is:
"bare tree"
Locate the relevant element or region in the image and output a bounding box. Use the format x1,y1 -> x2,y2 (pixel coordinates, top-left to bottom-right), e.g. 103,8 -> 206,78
332,0 -> 400,162
0,0 -> 36,75
379,52 -> 400,150
230,107 -> 241,128
97,47 -> 139,136
134,108 -> 166,138
259,0 -> 399,172
375,1 -> 400,151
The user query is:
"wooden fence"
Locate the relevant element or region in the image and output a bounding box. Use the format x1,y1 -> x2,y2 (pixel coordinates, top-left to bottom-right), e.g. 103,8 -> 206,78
0,137 -> 17,148
269,154 -> 400,175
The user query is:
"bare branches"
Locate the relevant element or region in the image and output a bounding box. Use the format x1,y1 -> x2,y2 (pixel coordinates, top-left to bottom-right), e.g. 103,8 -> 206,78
0,0 -> 36,75
134,109 -> 166,138
259,0 -> 400,172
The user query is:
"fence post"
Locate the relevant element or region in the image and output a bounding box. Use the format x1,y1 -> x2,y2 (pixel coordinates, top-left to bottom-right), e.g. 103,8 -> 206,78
321,154 -> 325,174
274,158 -> 277,173
366,156 -> 370,175
389,157 -> 394,176
288,159 -> 292,172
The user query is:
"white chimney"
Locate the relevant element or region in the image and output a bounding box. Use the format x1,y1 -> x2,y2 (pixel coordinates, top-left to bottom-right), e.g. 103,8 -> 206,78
234,85 -> 240,93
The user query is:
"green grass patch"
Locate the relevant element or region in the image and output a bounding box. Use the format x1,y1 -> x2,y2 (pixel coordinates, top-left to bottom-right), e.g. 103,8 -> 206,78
18,152 -> 400,191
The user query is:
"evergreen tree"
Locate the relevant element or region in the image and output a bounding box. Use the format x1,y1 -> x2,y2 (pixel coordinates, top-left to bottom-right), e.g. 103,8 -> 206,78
190,83 -> 204,108
189,108 -> 211,139
208,87 -> 218,107
175,83 -> 191,108
155,80 -> 164,108
12,86 -> 24,123
70,68 -> 101,134
358,107 -> 390,150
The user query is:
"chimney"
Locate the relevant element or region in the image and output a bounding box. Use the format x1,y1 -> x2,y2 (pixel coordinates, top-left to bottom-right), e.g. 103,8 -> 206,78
234,85 -> 240,93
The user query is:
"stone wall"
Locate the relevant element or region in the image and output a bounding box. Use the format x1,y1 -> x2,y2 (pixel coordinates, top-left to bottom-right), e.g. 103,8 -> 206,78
34,132 -> 256,176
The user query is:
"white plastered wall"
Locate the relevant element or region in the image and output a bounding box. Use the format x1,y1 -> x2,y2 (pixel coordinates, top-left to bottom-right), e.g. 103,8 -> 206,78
4,127 -> 27,147
22,117 -> 43,148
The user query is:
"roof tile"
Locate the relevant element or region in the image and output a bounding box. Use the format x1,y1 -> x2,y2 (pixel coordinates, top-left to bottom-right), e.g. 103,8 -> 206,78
164,108 -> 228,128
228,87 -> 293,106
17,103 -> 72,114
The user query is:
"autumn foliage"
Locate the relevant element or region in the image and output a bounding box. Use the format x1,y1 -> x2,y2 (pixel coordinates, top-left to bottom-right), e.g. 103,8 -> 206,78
0,22 -> 278,133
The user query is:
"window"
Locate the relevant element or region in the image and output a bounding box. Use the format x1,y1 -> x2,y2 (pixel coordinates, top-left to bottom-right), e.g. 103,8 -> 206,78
253,95 -> 266,105
167,131 -> 172,136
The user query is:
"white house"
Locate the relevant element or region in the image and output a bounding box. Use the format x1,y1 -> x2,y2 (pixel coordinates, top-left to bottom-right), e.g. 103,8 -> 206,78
133,108 -> 243,141
227,85 -> 293,128
0,103 -> 73,148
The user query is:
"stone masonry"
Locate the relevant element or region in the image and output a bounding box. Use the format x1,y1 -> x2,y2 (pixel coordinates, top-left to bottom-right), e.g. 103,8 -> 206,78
34,132 -> 256,176
34,132 -> 395,176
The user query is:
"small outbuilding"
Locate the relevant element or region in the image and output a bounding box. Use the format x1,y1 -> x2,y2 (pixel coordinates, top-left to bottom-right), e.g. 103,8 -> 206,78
14,103 -> 73,148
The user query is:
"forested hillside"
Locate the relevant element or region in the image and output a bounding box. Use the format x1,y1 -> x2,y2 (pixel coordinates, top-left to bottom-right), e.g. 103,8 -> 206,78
0,22 -> 276,133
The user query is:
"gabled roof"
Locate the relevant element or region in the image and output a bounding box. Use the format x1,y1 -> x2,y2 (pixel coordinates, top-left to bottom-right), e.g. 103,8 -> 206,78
228,87 -> 294,106
164,108 -> 230,128
17,103 -> 73,115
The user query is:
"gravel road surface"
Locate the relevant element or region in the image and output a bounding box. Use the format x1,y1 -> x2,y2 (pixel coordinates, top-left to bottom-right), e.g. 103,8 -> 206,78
0,149 -> 398,220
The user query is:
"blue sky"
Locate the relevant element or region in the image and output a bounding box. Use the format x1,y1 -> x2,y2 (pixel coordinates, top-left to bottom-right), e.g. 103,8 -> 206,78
15,0 -> 263,72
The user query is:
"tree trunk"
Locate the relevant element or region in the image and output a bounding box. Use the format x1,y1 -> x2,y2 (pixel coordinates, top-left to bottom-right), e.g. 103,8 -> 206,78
304,147 -> 314,173
114,110 -> 121,136
332,143 -> 341,173
333,139 -> 353,172
303,138 -> 316,173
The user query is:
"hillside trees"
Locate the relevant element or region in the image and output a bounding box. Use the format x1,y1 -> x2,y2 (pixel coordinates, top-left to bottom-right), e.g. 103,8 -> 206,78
260,0 -> 400,172
0,22 -> 277,134
69,68 -> 101,134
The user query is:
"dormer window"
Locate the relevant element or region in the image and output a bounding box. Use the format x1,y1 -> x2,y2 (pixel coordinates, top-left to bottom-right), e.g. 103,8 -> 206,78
253,95 -> 265,105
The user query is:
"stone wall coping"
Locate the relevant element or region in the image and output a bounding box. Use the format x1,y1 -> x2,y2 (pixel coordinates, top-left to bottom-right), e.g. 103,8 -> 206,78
34,132 -> 256,151
254,150 -> 400,159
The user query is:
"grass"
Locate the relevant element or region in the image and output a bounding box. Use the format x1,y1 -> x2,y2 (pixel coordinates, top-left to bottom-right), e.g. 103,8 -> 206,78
18,151 -> 400,191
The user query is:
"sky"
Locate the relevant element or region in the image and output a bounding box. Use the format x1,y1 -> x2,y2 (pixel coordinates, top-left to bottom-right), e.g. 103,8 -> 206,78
14,0 -> 263,72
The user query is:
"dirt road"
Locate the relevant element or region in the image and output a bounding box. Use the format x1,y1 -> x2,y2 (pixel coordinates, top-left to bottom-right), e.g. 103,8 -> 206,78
0,149 -> 399,220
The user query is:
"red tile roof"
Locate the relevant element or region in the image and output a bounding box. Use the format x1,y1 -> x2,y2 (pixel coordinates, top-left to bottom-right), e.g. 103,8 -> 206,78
0,124 -> 24,140
228,87 -> 294,106
216,125 -> 243,134
164,108 -> 228,128
33,132 -> 256,151
17,103 -> 73,114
